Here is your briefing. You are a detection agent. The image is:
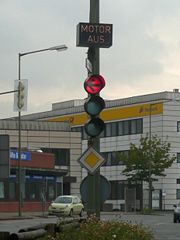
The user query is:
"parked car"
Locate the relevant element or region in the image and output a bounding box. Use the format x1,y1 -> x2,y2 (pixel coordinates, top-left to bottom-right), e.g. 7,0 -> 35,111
173,202 -> 180,223
48,195 -> 84,217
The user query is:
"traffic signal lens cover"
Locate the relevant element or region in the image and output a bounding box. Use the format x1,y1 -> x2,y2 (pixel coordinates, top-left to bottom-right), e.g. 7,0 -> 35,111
18,81 -> 25,109
84,74 -> 105,95
84,95 -> 105,116
85,118 -> 105,137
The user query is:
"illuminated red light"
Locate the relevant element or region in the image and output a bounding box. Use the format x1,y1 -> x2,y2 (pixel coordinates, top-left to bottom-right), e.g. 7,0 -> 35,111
84,74 -> 105,95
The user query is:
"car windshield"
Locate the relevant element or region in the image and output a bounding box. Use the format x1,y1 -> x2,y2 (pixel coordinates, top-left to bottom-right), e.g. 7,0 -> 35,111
54,196 -> 72,204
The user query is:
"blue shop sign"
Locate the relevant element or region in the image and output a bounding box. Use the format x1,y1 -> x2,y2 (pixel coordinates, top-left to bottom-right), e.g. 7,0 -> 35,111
10,150 -> 31,161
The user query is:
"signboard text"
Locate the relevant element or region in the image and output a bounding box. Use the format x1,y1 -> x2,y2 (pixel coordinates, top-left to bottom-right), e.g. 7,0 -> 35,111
77,22 -> 113,48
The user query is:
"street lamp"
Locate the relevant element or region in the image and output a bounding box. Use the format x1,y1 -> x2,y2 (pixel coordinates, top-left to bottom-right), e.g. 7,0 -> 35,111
19,44 -> 68,57
18,44 -> 67,217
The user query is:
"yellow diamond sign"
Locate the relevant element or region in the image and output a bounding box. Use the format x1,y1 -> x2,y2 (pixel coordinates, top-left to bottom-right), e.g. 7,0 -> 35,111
78,147 -> 105,174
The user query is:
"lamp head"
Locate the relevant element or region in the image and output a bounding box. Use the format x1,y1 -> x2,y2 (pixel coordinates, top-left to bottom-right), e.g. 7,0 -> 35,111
49,45 -> 68,52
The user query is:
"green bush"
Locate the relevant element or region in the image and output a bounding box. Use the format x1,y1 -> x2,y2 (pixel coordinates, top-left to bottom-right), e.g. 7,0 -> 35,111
40,215 -> 154,240
142,208 -> 154,215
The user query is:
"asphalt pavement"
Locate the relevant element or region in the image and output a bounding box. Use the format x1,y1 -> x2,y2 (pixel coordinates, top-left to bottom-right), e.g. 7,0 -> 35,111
0,211 -> 48,220
0,211 -> 178,240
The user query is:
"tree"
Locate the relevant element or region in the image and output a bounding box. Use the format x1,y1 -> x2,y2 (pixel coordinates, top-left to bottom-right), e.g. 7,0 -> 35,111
116,135 -> 176,210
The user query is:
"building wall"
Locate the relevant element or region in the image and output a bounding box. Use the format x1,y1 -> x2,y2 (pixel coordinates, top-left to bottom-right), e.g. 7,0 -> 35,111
61,100 -> 180,210
152,101 -> 180,209
11,152 -> 55,169
79,102 -> 165,210
70,132 -> 82,197
0,201 -> 49,213
0,129 -> 82,200
17,91 -> 180,210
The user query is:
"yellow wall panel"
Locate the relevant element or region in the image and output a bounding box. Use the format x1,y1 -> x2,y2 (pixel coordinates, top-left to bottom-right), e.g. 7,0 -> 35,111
48,102 -> 163,127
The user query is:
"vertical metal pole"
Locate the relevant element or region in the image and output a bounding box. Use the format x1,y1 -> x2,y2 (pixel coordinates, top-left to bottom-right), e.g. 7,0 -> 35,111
87,0 -> 101,218
18,53 -> 22,217
149,104 -> 152,210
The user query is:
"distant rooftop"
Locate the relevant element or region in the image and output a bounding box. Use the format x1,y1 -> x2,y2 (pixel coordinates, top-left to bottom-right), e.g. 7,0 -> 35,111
0,120 -> 70,131
8,90 -> 180,121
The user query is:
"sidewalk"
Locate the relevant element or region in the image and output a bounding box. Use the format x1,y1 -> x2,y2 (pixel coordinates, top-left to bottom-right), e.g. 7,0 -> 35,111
0,210 -> 170,220
0,211 -> 49,220
0,211 -> 122,220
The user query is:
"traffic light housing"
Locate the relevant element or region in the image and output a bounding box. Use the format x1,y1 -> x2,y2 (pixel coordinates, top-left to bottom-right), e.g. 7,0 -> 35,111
84,74 -> 105,95
84,95 -> 105,116
14,79 -> 28,112
85,117 -> 105,137
18,81 -> 25,109
84,74 -> 105,138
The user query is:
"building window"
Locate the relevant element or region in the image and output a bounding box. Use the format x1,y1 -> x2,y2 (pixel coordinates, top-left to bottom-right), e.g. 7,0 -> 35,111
25,180 -> 42,200
71,126 -> 85,139
111,151 -> 119,165
105,123 -> 111,137
42,148 -> 70,166
177,122 -> 180,132
0,182 -> 5,198
47,183 -> 55,200
177,179 -> 180,184
118,121 -> 123,136
102,152 -> 111,166
9,182 -> 16,199
109,181 -> 125,200
99,128 -> 105,138
131,119 -> 137,134
102,150 -> 128,166
177,153 -> 180,163
176,189 -> 180,199
72,118 -> 143,139
137,119 -> 143,133
105,118 -> 143,138
111,122 -> 118,136
82,126 -> 88,140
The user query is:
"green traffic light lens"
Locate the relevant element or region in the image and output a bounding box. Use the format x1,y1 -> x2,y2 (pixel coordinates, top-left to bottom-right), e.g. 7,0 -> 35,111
84,95 -> 105,116
85,118 -> 104,137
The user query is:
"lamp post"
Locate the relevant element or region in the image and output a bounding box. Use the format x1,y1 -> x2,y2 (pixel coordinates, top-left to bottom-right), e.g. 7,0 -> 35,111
18,44 -> 67,217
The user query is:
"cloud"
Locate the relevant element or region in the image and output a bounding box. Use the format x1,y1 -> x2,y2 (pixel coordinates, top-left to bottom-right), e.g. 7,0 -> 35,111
0,0 -> 180,118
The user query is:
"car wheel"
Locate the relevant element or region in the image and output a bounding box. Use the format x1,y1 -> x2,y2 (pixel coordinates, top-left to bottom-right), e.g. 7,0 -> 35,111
69,209 -> 73,217
79,209 -> 84,217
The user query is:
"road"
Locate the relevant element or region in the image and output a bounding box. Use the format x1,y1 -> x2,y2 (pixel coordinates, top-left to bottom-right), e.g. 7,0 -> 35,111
0,216 -> 58,234
101,212 -> 180,240
0,212 -> 180,240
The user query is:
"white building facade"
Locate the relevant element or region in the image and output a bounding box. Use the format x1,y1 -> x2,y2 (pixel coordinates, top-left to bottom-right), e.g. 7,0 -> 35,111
20,91 -> 180,210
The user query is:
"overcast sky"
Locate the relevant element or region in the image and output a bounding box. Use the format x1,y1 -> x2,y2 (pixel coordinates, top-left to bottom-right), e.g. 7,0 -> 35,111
0,0 -> 180,119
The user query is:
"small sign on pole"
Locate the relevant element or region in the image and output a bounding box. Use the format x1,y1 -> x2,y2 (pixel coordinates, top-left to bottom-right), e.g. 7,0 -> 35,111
78,147 -> 105,174
85,58 -> 92,73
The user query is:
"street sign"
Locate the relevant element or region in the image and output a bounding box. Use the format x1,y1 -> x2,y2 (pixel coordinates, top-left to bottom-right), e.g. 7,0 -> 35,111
80,175 -> 111,203
84,74 -> 105,95
78,147 -> 105,174
77,22 -> 113,48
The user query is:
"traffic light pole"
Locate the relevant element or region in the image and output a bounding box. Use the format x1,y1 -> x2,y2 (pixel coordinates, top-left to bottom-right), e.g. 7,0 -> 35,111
18,53 -> 22,217
87,0 -> 101,218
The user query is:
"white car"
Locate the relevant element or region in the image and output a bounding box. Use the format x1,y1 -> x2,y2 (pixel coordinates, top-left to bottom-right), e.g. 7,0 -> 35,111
48,195 -> 84,217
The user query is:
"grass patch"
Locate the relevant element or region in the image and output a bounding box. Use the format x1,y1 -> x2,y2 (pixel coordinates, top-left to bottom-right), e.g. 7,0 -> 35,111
142,208 -> 154,215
